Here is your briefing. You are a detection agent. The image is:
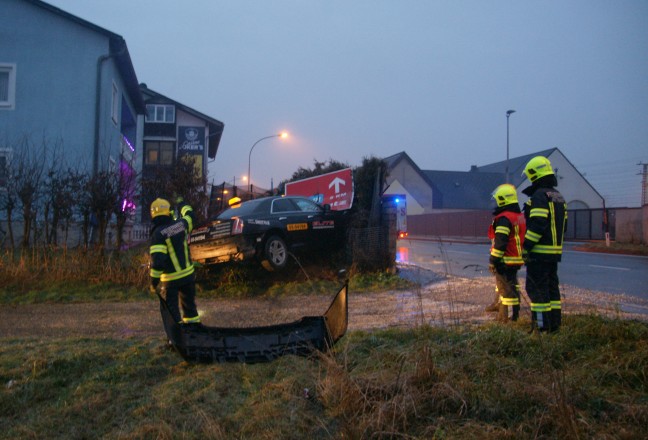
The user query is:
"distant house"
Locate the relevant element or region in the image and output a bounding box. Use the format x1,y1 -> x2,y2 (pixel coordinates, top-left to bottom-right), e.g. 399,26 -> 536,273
139,85 -> 224,221
384,148 -> 604,214
1,0 -> 145,178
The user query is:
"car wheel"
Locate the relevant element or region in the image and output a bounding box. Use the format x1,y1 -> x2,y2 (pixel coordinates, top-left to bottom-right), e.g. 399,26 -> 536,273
262,235 -> 288,271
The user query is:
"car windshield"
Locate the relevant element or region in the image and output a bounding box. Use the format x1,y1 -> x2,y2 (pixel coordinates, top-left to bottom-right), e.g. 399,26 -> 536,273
217,199 -> 267,220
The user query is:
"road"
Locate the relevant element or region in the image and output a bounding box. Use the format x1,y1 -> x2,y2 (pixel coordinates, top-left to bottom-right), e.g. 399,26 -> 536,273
396,238 -> 648,302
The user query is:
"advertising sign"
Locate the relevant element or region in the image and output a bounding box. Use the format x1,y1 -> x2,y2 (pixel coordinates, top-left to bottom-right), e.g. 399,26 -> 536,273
284,168 -> 354,211
178,126 -> 205,177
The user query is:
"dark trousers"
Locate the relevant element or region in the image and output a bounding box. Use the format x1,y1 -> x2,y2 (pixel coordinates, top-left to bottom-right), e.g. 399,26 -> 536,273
526,261 -> 561,331
160,273 -> 199,324
494,266 -> 521,320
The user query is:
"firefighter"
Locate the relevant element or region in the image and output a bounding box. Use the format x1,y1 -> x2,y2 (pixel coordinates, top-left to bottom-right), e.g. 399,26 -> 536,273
149,197 -> 201,325
521,156 -> 568,333
487,183 -> 526,322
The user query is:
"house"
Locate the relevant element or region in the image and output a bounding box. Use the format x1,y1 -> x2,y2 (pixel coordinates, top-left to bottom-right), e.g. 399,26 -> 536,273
0,0 -> 225,246
384,148 -> 604,214
139,84 -> 225,221
1,0 -> 145,178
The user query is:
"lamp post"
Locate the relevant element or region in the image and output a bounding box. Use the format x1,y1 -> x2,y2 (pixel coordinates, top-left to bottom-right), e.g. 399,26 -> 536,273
505,110 -> 516,183
247,132 -> 288,194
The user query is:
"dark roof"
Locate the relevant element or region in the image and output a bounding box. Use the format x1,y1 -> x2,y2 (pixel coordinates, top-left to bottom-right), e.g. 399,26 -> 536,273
141,85 -> 225,159
474,148 -> 557,187
26,0 -> 145,114
423,170 -> 504,210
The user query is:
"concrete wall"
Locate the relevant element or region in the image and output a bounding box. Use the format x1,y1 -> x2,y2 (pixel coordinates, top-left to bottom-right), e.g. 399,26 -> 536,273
408,210 -> 492,237
615,208 -> 643,244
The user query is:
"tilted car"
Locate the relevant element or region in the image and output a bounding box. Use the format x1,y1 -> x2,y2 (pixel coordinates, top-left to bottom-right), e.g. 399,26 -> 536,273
189,196 -> 348,271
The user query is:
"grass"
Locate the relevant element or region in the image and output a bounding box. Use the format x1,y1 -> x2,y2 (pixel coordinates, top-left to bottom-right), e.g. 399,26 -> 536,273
1,315 -> 647,439
0,247 -> 414,304
574,240 -> 648,256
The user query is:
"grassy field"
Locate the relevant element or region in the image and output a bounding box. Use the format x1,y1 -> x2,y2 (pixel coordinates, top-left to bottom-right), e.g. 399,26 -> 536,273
1,247 -> 647,438
1,315 -> 647,439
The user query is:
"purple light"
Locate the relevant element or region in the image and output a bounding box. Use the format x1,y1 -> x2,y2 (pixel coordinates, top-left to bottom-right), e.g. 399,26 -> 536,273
122,135 -> 135,152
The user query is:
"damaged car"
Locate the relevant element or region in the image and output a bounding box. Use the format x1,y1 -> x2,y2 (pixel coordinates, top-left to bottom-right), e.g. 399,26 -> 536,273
189,196 -> 348,271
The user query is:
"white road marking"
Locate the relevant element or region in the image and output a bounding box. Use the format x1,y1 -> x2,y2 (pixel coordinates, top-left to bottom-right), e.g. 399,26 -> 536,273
589,264 -> 630,271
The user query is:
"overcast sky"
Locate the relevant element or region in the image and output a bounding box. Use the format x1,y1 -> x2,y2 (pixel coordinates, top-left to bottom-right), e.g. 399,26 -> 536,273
47,0 -> 648,207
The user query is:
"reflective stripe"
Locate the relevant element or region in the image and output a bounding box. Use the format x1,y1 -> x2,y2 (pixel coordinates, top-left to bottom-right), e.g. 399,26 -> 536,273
503,255 -> 524,264
150,269 -> 163,278
550,300 -> 562,310
166,237 -> 183,273
530,302 -> 551,312
532,244 -> 562,254
182,315 -> 201,323
181,205 -> 193,217
495,225 -> 510,235
501,297 -> 519,306
549,203 -> 557,246
150,244 -> 167,254
525,230 -> 542,242
160,264 -> 195,282
491,249 -> 505,258
529,207 -> 549,218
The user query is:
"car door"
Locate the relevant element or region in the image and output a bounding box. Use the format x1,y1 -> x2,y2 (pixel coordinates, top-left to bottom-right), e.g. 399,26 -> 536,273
292,198 -> 337,249
270,198 -> 311,248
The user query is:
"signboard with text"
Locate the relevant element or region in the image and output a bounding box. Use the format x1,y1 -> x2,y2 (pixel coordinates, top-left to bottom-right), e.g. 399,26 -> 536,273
285,168 -> 354,211
178,126 -> 205,177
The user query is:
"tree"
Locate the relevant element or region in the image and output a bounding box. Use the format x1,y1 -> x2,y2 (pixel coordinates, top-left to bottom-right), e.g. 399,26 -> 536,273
140,156 -> 209,225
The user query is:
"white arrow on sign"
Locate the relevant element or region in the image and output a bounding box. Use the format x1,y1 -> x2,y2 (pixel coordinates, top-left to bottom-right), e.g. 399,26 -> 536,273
328,177 -> 346,193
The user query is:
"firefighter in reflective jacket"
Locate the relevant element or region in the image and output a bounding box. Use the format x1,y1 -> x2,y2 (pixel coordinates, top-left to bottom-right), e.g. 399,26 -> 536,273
521,156 -> 568,333
149,197 -> 201,325
488,184 -> 526,322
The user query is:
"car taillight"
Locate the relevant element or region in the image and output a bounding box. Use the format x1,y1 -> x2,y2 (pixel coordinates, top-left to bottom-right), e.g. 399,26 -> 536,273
232,218 -> 244,235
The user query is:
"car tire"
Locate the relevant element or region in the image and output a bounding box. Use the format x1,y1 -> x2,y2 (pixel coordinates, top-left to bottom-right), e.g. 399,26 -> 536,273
262,235 -> 288,271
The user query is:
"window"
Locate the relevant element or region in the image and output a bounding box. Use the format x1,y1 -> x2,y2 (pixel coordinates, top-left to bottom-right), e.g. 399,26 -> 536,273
0,63 -> 17,110
145,104 -> 175,123
111,81 -> 119,124
145,141 -> 174,166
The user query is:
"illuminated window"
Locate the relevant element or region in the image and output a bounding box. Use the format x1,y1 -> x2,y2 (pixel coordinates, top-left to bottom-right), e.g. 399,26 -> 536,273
145,104 -> 175,123
145,141 -> 174,165
0,63 -> 16,110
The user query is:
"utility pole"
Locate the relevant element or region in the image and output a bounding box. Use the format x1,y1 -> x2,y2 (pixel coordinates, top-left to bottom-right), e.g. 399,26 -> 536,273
639,162 -> 648,206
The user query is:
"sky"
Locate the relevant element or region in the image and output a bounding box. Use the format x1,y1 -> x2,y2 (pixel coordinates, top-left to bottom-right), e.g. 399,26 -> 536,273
47,0 -> 648,207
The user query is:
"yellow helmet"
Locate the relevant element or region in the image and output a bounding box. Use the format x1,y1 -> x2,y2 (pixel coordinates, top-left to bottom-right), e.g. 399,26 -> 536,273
523,156 -> 554,182
492,184 -> 519,207
150,198 -> 171,218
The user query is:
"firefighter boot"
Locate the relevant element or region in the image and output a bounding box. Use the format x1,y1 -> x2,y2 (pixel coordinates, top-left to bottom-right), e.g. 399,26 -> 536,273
496,304 -> 509,323
485,291 -> 500,313
511,305 -> 520,321
549,309 -> 561,333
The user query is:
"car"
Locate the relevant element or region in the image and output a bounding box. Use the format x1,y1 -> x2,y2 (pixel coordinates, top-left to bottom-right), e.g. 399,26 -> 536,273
189,196 -> 348,271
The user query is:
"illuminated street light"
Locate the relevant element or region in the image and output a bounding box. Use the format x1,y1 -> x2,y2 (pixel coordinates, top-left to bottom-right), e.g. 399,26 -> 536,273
247,132 -> 289,194
505,110 -> 516,183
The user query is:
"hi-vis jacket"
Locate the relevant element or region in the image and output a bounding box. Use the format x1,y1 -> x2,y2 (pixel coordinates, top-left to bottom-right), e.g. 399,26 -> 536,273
522,185 -> 567,262
150,201 -> 196,283
489,210 -> 526,266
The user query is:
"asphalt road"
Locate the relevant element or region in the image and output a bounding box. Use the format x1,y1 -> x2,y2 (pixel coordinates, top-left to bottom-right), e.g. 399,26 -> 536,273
397,238 -> 648,302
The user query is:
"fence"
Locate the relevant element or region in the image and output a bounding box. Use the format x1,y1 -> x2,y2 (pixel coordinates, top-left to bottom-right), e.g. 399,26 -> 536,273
407,208 -> 615,241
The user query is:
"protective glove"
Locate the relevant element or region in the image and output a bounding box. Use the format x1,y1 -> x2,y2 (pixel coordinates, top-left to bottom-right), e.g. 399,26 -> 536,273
522,250 -> 531,265
488,264 -> 497,275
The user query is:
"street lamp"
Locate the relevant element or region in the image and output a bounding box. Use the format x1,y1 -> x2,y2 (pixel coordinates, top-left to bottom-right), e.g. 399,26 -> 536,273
505,110 -> 516,183
247,132 -> 289,194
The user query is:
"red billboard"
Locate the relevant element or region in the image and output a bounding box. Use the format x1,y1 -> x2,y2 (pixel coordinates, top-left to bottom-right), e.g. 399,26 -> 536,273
284,168 -> 354,210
